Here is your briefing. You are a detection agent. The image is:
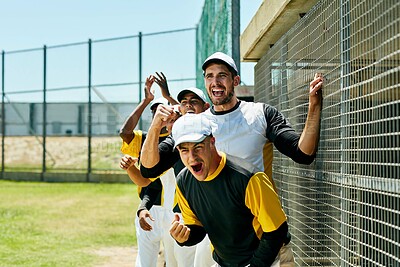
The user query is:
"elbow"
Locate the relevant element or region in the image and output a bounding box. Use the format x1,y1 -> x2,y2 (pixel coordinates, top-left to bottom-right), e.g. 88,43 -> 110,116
293,149 -> 316,165
134,180 -> 151,187
118,128 -> 126,138
119,132 -> 133,144
140,165 -> 155,178
296,157 -> 315,165
127,173 -> 151,187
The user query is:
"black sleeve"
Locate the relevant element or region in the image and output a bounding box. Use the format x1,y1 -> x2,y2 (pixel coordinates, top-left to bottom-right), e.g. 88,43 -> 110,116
264,104 -> 316,165
250,221 -> 291,267
136,180 -> 162,217
264,104 -> 294,141
273,130 -> 316,165
175,224 -> 207,247
140,136 -> 180,178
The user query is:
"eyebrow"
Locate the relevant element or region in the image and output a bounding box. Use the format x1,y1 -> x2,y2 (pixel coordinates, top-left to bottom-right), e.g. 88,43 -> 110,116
178,140 -> 205,150
205,70 -> 229,76
181,96 -> 200,101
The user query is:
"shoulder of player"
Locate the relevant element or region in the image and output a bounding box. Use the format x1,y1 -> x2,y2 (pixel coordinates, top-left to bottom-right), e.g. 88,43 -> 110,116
240,101 -> 270,113
175,167 -> 192,186
158,135 -> 175,150
224,154 -> 260,178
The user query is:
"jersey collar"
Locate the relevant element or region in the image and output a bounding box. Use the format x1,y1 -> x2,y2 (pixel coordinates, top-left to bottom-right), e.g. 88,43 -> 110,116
210,100 -> 241,115
204,152 -> 226,181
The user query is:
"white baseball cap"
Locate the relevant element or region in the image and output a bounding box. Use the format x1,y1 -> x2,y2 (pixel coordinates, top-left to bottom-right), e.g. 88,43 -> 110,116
172,113 -> 212,149
177,87 -> 208,103
150,97 -> 169,110
202,52 -> 238,75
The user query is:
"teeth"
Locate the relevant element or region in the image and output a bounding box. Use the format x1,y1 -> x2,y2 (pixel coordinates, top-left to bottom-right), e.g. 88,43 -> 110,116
213,90 -> 224,97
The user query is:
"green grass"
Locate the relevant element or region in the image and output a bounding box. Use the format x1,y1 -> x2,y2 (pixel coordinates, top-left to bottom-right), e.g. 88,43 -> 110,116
0,180 -> 139,267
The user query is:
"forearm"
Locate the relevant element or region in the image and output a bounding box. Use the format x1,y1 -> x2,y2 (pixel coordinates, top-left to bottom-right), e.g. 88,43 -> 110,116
299,102 -> 322,155
164,95 -> 179,105
120,99 -> 151,135
136,187 -> 160,216
140,123 -> 163,168
126,164 -> 151,187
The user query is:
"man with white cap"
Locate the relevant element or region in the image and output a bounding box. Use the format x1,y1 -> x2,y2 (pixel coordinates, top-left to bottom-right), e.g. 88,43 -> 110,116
200,52 -> 323,180
140,52 -> 323,191
140,52 -> 322,265
139,87 -> 210,180
137,86 -> 214,267
169,113 -> 294,267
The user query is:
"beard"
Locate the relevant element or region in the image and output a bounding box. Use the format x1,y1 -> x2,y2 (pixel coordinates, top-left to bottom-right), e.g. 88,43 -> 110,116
210,90 -> 234,106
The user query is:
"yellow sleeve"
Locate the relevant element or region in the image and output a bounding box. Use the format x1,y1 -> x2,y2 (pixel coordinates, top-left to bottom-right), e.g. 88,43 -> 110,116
120,130 -> 143,157
176,186 -> 203,226
245,172 -> 287,233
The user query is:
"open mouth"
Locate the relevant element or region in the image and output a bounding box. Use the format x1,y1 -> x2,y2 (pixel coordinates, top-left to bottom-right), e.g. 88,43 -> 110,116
212,88 -> 224,97
191,163 -> 203,174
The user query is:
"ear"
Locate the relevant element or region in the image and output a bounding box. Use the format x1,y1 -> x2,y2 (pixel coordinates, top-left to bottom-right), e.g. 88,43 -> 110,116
203,102 -> 210,110
210,136 -> 216,146
233,75 -> 241,87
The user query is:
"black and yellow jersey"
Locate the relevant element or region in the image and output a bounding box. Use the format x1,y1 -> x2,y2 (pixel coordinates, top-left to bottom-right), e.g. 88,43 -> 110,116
120,130 -> 169,206
176,152 -> 288,266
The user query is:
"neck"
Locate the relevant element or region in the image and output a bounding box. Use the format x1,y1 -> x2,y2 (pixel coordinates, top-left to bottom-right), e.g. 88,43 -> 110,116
209,151 -> 223,175
213,97 -> 239,112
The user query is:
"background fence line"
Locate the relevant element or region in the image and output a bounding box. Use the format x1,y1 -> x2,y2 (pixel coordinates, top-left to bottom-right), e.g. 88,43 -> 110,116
0,28 -> 197,179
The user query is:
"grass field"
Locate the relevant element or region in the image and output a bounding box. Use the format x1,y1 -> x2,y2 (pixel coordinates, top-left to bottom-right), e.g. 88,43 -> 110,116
0,180 -> 140,266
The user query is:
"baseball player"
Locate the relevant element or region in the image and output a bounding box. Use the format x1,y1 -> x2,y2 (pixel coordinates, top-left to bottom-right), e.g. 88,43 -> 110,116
119,74 -> 179,267
170,113 -> 295,266
140,52 -> 323,191
137,87 -> 215,267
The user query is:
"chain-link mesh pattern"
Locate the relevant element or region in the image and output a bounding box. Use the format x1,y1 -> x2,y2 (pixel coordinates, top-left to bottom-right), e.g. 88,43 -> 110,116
196,0 -> 236,91
255,0 -> 399,265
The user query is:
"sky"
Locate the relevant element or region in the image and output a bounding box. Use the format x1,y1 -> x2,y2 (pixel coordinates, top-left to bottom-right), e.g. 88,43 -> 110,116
0,0 -> 262,102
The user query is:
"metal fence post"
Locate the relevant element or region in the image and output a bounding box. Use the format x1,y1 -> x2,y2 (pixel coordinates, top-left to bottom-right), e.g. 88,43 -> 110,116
1,51 -> 5,178
340,0 -> 351,264
87,39 -> 92,181
42,45 -> 47,181
138,31 -> 143,130
231,0 -> 240,75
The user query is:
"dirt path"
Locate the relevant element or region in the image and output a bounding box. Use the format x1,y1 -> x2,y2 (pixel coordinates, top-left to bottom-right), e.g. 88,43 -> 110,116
92,246 -> 165,267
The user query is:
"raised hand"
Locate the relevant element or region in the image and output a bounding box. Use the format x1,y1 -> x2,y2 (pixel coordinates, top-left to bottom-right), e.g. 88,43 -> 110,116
144,75 -> 156,103
119,155 -> 137,170
309,73 -> 323,106
154,72 -> 179,105
154,72 -> 170,97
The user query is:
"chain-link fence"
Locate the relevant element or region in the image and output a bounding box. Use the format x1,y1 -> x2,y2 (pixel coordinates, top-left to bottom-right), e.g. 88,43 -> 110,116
0,28 -> 197,181
254,0 -> 399,265
196,0 -> 240,91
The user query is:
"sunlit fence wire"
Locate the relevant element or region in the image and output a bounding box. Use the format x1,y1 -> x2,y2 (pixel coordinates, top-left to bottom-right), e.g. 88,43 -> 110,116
254,0 -> 399,265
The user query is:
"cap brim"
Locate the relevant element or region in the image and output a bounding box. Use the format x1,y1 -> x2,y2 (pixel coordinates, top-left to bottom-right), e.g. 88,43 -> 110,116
177,89 -> 206,103
173,134 -> 207,150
